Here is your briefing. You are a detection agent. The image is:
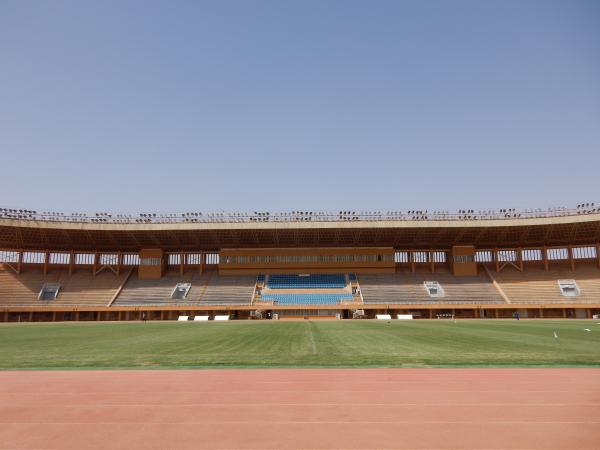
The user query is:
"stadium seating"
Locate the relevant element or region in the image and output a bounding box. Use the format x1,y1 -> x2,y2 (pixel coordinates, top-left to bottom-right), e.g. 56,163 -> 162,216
198,274 -> 256,305
493,264 -> 600,303
113,272 -> 208,306
114,271 -> 255,306
267,274 -> 346,289
261,293 -> 353,305
0,267 -> 129,307
358,269 -> 505,304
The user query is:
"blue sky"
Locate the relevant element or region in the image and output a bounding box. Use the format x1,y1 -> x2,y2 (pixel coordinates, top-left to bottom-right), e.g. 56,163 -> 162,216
1,0 -> 599,213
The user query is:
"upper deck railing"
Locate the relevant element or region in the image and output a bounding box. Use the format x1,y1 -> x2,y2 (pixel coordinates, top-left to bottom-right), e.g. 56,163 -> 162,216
0,203 -> 598,225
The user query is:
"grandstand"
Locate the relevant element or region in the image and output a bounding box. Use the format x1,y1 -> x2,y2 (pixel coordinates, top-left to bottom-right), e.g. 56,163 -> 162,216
1,203 -> 599,321
358,269 -> 505,304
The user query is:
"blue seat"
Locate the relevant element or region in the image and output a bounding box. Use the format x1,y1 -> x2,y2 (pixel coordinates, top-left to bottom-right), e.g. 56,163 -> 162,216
261,293 -> 353,305
267,274 -> 346,289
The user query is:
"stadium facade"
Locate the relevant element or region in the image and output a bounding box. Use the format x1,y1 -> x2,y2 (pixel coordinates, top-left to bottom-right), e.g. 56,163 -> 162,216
1,205 -> 600,321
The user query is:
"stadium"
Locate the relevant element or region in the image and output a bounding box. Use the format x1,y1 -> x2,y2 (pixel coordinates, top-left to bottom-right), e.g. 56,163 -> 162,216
2,1 -> 600,448
1,204 -> 600,449
1,204 -> 600,322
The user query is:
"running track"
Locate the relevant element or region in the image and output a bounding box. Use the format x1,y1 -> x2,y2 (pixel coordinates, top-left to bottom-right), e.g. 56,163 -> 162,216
0,369 -> 599,449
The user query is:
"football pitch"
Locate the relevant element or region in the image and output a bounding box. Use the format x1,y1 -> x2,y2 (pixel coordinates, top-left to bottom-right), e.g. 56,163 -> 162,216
1,319 -> 599,369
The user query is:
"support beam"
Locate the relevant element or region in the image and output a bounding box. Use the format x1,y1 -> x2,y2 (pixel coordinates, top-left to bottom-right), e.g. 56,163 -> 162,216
43,250 -> 49,275
180,252 -> 184,276
68,250 -> 74,275
17,250 -> 23,274
568,246 -> 575,271
117,252 -> 122,276
518,248 -> 524,272
494,248 -> 499,272
543,247 -> 549,272
93,252 -> 98,275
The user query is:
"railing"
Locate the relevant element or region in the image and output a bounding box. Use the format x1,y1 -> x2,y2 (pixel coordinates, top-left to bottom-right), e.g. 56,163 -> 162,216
0,203 -> 598,225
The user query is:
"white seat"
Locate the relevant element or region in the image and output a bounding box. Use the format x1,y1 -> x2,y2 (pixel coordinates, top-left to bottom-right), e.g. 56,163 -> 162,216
396,314 -> 413,320
214,315 -> 230,321
193,315 -> 210,321
177,315 -> 189,321
376,314 -> 392,320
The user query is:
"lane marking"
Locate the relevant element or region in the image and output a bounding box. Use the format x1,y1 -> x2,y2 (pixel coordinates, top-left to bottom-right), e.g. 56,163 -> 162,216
2,403 -> 600,407
1,420 -> 600,425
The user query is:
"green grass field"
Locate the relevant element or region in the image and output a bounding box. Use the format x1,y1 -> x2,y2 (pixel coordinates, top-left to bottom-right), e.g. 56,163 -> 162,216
1,320 -> 599,369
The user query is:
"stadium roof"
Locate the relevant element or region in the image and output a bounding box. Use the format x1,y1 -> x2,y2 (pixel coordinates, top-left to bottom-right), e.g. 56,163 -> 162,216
1,210 -> 599,251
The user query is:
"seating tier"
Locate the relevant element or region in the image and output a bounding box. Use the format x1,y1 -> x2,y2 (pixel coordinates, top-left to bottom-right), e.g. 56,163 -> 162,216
359,269 -> 505,304
261,293 -> 352,305
114,271 -> 255,306
493,264 -> 600,303
0,267 -> 128,307
267,274 -> 346,289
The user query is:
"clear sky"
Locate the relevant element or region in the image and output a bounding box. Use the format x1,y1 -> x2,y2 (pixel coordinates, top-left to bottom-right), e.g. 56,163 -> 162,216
1,0 -> 598,214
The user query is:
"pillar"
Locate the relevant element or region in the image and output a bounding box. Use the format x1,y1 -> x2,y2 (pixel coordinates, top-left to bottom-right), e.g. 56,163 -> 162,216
117,252 -> 122,276
43,250 -> 49,275
518,248 -> 524,272
93,252 -> 99,275
494,249 -> 500,272
17,250 -> 23,274
568,246 -> 575,271
68,250 -> 75,275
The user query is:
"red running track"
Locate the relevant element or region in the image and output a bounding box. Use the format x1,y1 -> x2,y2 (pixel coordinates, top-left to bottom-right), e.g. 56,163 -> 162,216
0,369 -> 599,449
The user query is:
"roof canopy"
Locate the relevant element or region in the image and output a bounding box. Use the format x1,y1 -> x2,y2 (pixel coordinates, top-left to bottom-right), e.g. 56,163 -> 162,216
1,214 -> 599,251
